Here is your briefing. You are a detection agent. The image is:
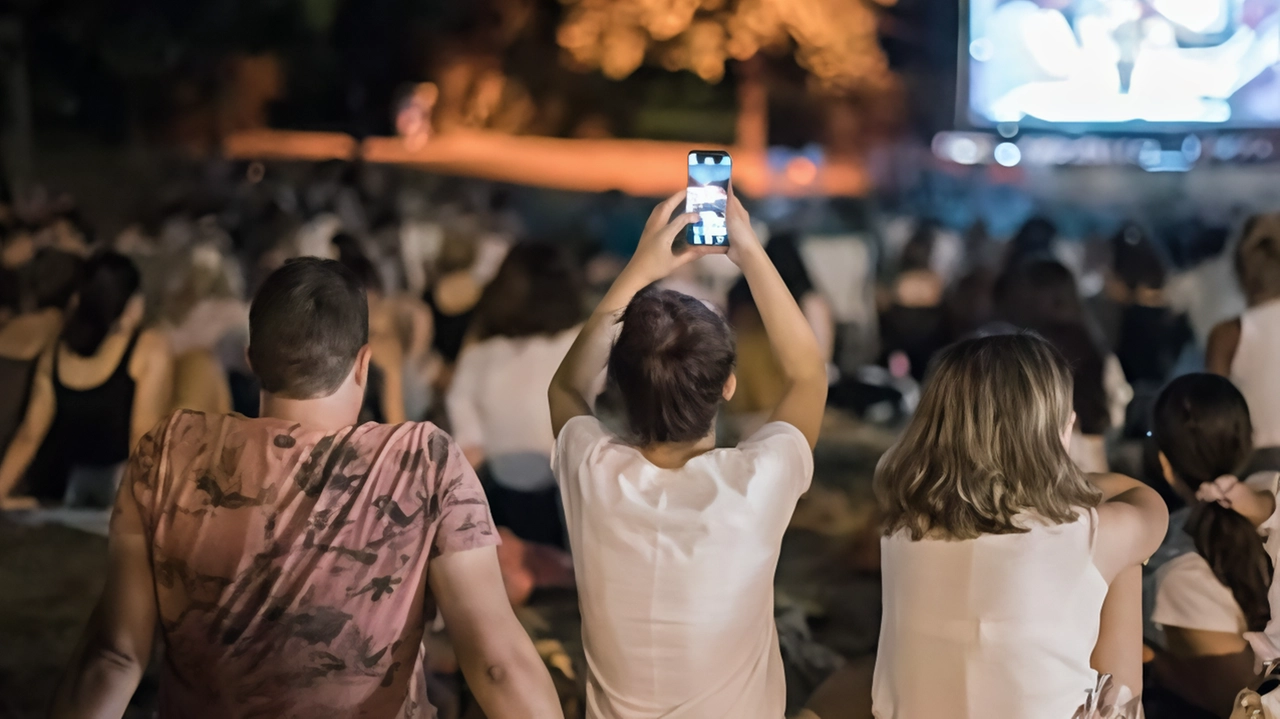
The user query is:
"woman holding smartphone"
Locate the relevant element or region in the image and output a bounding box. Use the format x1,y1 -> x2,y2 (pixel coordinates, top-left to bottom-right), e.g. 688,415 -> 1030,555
548,190 -> 828,718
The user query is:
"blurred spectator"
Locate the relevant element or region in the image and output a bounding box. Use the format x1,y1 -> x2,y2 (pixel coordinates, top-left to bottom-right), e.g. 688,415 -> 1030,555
162,243 -> 246,415
993,258 -> 1126,472
0,252 -> 173,509
1208,213 -> 1280,474
0,250 -> 84,458
879,222 -> 947,381
334,234 -> 408,425
447,243 -> 584,548
728,232 -> 835,437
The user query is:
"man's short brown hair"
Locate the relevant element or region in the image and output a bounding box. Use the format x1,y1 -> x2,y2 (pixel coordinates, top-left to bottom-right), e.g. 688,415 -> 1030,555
248,258 -> 368,399
608,287 -> 736,445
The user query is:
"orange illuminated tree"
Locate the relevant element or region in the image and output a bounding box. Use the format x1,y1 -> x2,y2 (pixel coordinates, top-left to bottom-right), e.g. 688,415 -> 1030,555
556,0 -> 896,92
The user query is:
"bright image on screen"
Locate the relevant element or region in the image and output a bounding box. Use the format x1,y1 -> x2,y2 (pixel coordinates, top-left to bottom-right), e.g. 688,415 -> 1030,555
687,153 -> 730,246
967,0 -> 1280,128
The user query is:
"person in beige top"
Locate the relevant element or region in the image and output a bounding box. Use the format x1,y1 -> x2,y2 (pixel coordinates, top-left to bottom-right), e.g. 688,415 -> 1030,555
871,334 -> 1168,719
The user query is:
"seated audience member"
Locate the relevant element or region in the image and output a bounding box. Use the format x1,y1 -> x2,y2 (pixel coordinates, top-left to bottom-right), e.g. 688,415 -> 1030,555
447,242 -> 584,548
727,232 -> 834,438
879,223 -> 947,382
334,234 -> 409,424
48,258 -> 562,719
872,333 -> 1167,719
1107,225 -> 1192,435
0,252 -> 172,509
994,258 -> 1123,472
162,243 -> 246,415
425,230 -> 484,389
1148,373 -> 1277,717
1208,214 -> 1280,474
0,249 -> 82,456
548,191 -> 828,718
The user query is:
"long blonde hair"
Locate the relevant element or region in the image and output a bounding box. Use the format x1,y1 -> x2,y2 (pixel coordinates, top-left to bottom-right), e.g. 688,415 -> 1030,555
875,333 -> 1100,540
1237,213 -> 1280,306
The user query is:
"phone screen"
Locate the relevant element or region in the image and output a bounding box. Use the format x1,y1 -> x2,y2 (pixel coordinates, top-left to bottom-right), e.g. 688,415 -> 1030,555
686,150 -> 731,246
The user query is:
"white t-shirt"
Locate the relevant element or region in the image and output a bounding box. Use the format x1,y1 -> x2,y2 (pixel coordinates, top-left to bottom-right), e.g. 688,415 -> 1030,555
1153,552 -> 1246,635
446,329 -> 578,491
552,416 -> 814,719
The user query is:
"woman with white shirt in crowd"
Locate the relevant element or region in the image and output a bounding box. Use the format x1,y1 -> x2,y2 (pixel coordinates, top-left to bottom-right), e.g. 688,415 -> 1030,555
447,242 -> 584,548
1148,373 -> 1278,717
1208,214 -> 1280,475
548,191 -> 827,719
871,332 -> 1168,719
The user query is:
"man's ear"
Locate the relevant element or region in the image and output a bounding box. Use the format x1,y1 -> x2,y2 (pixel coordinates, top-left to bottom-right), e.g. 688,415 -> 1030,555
722,372 -> 738,402
354,345 -> 373,389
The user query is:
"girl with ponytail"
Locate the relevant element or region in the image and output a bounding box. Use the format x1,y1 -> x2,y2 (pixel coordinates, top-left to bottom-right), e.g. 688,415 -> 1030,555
1150,372 -> 1279,716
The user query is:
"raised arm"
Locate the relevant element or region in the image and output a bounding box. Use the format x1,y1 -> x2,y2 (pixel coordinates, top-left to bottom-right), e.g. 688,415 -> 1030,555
724,194 -> 828,449
549,190 -> 715,438
49,465 -> 158,718
0,349 -> 56,509
430,546 -> 564,719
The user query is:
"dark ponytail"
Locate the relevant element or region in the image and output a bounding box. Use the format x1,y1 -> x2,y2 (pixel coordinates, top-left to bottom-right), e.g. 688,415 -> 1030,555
61,252 -> 141,357
1153,373 -> 1273,632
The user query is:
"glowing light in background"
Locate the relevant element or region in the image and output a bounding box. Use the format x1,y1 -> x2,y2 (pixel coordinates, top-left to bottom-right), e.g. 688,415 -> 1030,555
556,0 -> 895,91
969,38 -> 994,62
950,137 -> 980,165
993,142 -> 1021,167
785,156 -> 818,185
1181,135 -> 1202,162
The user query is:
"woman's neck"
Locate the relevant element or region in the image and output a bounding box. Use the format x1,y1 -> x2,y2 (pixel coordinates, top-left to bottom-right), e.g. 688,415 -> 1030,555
639,433 -> 718,470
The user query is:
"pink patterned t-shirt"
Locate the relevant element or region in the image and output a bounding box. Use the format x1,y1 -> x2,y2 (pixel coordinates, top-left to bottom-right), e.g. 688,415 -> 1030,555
125,410 -> 499,719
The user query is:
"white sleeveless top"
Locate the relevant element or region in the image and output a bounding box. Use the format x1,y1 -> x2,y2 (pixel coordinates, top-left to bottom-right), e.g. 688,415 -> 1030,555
873,509 -> 1108,719
1232,300 -> 1280,449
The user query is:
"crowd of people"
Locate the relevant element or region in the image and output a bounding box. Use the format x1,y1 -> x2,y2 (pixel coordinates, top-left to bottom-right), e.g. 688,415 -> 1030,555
3,162 -> 1280,719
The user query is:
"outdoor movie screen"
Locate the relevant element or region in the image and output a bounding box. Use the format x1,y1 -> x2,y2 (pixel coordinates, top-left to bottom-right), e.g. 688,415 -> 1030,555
964,0 -> 1280,130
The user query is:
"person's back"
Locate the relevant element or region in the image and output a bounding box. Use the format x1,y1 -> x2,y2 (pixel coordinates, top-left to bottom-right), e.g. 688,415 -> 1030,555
0,249 -> 82,454
1232,299 -> 1280,448
0,251 -> 172,508
50,258 -> 564,719
871,334 -> 1167,719
549,192 -> 828,718
876,512 -> 1107,718
132,410 -> 486,716
1208,215 -> 1280,466
556,416 -> 809,717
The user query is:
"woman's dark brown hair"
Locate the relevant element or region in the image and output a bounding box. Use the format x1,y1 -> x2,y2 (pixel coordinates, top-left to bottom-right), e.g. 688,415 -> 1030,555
473,243 -> 584,340
1153,373 -> 1273,632
608,287 -> 736,446
876,333 -> 1101,540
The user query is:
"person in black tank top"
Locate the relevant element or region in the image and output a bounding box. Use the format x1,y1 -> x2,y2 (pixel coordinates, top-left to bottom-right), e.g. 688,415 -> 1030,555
29,330 -> 143,502
1,252 -> 173,509
0,249 -> 83,457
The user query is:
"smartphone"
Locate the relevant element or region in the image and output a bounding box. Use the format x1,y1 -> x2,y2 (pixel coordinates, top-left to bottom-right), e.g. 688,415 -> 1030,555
686,150 -> 731,246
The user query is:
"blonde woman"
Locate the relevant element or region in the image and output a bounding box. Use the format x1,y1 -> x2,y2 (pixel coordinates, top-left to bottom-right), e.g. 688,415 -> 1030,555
871,333 -> 1167,719
1208,213 -> 1280,474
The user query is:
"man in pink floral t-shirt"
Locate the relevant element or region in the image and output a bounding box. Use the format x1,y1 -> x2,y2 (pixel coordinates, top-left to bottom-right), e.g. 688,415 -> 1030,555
51,258 -> 562,719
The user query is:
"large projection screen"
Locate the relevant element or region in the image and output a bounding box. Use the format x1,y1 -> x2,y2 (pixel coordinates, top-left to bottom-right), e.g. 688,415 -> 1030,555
962,0 -> 1280,132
